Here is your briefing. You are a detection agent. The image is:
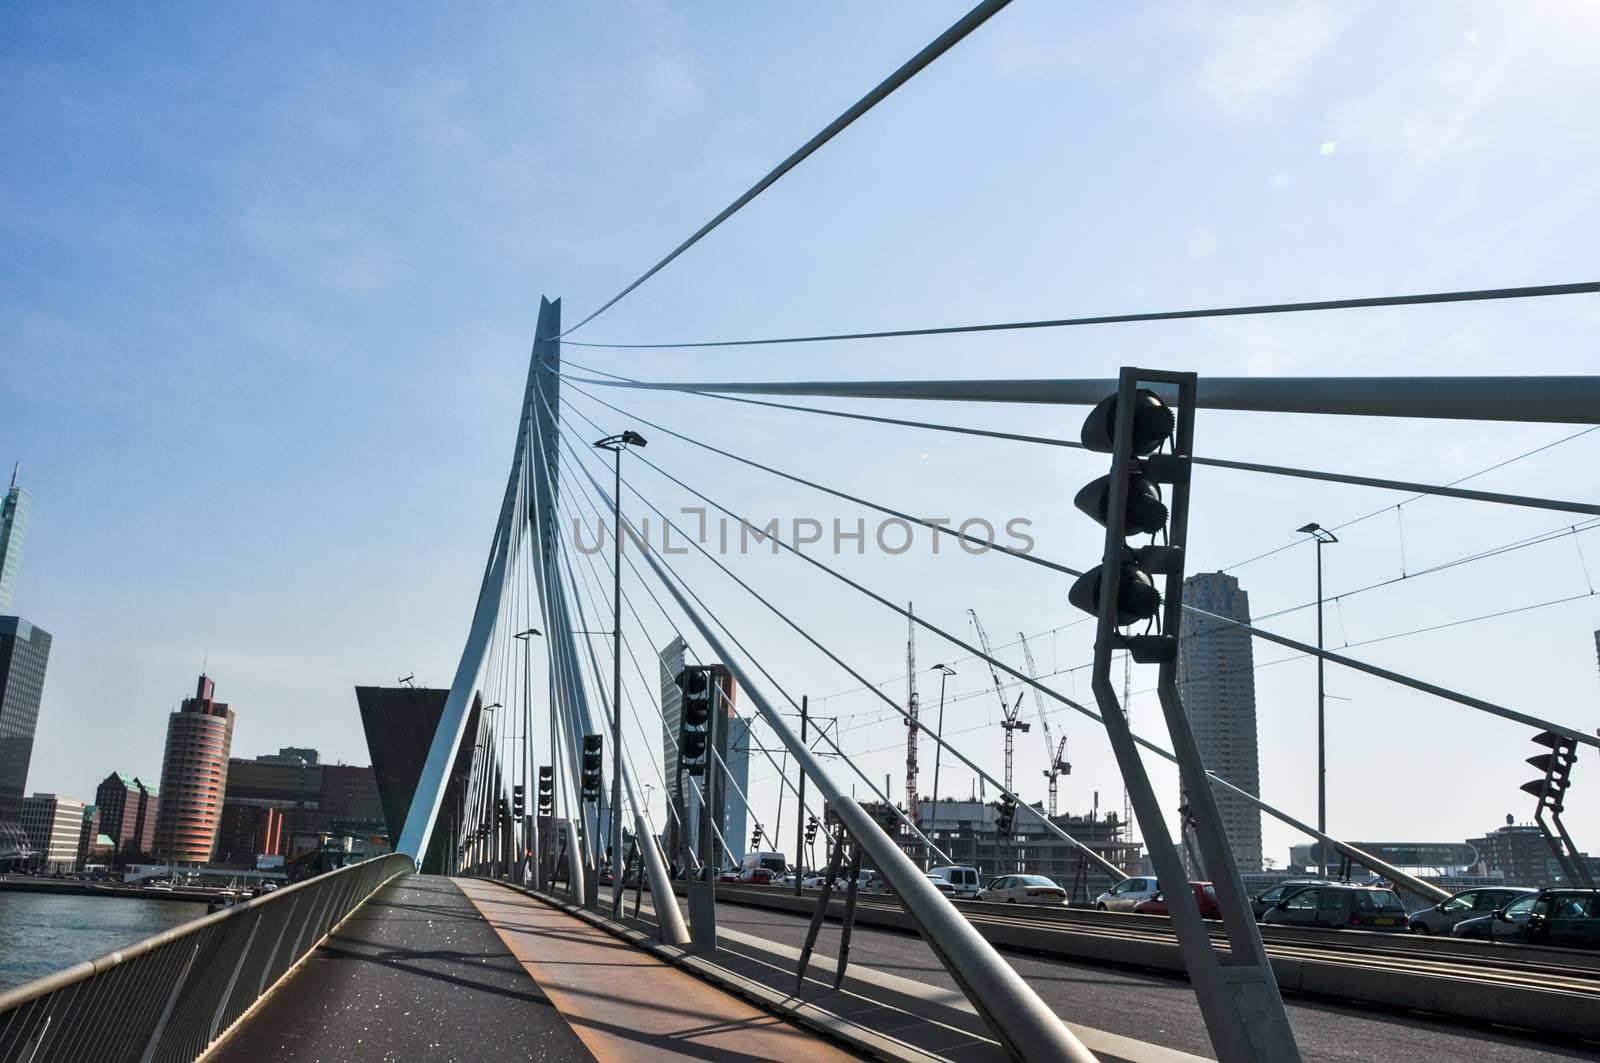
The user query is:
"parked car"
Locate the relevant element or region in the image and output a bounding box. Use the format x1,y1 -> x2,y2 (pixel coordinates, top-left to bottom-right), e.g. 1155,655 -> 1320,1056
737,867 -> 777,885
978,874 -> 1068,906
1453,892 -> 1539,941
1408,887 -> 1536,935
1249,879 -> 1334,920
1094,876 -> 1161,912
1518,889 -> 1600,950
1261,884 -> 1409,931
1133,882 -> 1222,919
926,865 -> 983,899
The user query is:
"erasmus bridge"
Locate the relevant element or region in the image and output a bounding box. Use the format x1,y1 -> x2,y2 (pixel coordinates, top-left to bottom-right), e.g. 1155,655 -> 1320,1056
3,2 -> 1598,1060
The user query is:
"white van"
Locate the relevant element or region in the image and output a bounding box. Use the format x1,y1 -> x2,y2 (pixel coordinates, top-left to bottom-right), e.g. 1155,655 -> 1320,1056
926,865 -> 982,899
740,851 -> 787,876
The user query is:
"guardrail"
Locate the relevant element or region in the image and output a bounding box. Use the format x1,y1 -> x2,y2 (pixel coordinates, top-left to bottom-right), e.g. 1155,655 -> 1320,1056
707,883 -> 1600,1040
0,852 -> 411,1063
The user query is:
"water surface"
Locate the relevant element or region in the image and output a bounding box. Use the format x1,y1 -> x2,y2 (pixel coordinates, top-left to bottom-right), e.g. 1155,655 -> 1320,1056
0,891 -> 206,991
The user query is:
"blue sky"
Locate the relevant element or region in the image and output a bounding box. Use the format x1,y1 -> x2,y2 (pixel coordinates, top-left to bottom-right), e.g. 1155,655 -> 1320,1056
4,2 -> 1598,866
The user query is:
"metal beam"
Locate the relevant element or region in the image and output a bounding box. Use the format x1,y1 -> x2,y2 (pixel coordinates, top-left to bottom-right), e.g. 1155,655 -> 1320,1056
568,373 -> 1600,424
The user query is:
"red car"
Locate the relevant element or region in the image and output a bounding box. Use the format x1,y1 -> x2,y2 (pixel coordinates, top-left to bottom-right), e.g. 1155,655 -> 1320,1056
738,867 -> 777,885
1133,881 -> 1222,919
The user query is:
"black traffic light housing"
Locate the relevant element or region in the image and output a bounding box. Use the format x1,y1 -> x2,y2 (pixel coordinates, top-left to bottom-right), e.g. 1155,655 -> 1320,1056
581,734 -> 604,802
995,793 -> 1017,835
804,816 -> 819,845
537,765 -> 553,815
1069,379 -> 1192,664
677,665 -> 716,777
1520,729 -> 1594,887
750,826 -> 763,851
512,784 -> 525,818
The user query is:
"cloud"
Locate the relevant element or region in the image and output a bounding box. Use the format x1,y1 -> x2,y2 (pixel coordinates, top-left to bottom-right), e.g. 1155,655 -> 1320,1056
1180,2 -> 1353,121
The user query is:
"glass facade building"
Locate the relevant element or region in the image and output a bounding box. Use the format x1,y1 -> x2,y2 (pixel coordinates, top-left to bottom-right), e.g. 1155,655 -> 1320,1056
0,616 -> 52,866
0,468 -> 31,616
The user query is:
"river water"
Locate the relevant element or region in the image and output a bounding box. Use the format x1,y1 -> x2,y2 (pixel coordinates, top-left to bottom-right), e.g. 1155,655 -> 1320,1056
0,891 -> 207,991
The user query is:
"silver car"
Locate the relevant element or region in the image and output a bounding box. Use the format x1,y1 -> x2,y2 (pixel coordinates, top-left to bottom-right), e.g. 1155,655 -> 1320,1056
1408,887 -> 1535,935
1094,876 -> 1160,911
1250,879 -> 1334,920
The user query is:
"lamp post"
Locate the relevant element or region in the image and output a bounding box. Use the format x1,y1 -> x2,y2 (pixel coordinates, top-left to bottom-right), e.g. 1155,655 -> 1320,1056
594,429 -> 647,916
1296,522 -> 1338,878
928,664 -> 955,838
514,628 -> 542,884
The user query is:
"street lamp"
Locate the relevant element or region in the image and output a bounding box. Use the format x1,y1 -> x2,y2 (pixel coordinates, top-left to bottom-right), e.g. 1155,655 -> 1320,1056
594,429 -> 647,915
514,628 -> 542,886
928,664 -> 956,837
1296,522 -> 1338,877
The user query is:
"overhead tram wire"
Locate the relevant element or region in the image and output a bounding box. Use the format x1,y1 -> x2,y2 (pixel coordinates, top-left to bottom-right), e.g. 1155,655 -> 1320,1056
564,279 -> 1600,348
561,385 -> 1598,752
555,0 -> 1014,339
559,379 -> 1594,740
557,366 -> 1599,520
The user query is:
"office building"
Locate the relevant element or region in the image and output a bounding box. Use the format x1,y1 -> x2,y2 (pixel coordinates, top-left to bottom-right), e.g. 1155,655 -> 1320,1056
722,715 -> 751,863
0,465 -> 31,615
224,750 -> 323,837
214,802 -> 286,867
1469,819 -> 1596,887
153,674 -> 236,864
0,617 -> 51,866
94,772 -> 159,863
319,763 -> 385,840
1178,572 -> 1263,872
21,793 -> 86,872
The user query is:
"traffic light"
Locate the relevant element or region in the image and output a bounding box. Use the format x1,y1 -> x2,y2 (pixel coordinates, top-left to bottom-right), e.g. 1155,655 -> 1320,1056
677,666 -> 715,776
512,784 -> 525,818
537,766 -> 553,815
995,794 -> 1016,835
750,825 -> 763,851
804,816 -> 819,845
1067,382 -> 1189,663
1523,729 -> 1577,811
581,734 -> 604,801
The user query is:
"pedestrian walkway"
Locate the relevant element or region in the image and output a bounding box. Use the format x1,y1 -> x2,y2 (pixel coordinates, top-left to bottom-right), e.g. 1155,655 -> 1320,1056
207,875 -> 591,1062
456,877 -> 865,1062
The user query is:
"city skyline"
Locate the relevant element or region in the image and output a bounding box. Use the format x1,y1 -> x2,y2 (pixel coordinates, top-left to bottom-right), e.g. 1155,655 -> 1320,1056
3,4 -> 1598,869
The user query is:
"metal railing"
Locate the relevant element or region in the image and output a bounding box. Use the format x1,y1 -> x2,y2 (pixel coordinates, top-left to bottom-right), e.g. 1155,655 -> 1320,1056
0,852 -> 410,1063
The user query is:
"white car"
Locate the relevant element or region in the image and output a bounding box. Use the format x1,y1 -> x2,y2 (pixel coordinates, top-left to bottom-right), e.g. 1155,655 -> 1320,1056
979,874 -> 1068,906
926,865 -> 982,899
1094,876 -> 1161,911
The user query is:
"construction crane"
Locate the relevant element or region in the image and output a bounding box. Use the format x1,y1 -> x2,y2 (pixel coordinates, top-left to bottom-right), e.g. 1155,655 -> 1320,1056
904,602 -> 920,824
1019,633 -> 1071,816
969,610 -> 1029,793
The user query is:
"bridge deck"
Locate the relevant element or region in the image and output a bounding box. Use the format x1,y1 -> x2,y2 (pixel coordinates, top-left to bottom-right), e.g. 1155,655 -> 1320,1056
455,877 -> 862,1061
208,873 -> 859,1063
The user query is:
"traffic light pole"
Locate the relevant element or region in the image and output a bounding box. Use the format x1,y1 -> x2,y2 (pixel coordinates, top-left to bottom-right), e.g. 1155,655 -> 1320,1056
796,696 -> 807,897
1084,368 -> 1300,1062
610,445 -> 626,918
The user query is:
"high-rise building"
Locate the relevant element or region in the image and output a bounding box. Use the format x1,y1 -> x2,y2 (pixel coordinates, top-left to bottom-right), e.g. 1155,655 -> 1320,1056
153,674 -> 236,864
319,763 -> 385,839
1178,572 -> 1262,873
94,772 -> 159,863
0,465 -> 32,615
0,617 -> 52,866
21,793 -> 86,872
214,802 -> 286,868
354,685 -> 474,875
723,716 -> 751,862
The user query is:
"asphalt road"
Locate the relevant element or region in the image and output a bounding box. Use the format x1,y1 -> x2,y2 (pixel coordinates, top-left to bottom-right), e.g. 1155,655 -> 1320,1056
708,897 -> 1600,1062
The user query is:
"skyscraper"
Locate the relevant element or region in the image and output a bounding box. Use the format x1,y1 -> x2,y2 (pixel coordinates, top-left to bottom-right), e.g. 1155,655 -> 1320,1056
153,674 -> 236,864
0,617 -> 52,866
0,465 -> 32,615
94,771 -> 159,863
1178,572 -> 1262,873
